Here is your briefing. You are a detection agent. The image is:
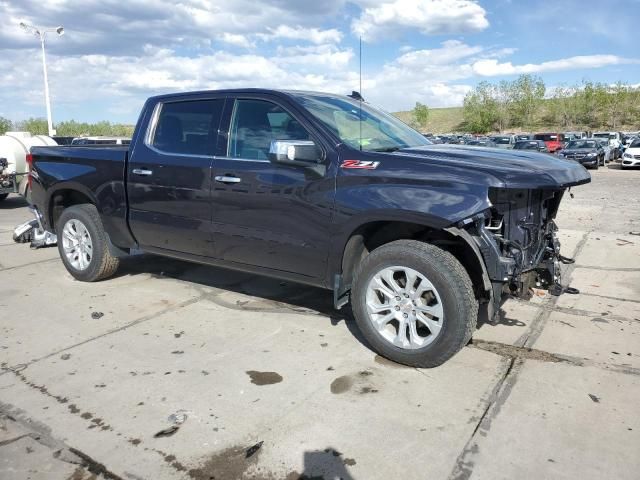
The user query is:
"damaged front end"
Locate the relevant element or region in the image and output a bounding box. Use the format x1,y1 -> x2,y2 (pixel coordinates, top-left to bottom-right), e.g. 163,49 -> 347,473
457,186 -> 579,322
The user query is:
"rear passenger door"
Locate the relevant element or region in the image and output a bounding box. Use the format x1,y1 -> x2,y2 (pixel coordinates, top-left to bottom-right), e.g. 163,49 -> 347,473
128,97 -> 225,256
210,96 -> 334,280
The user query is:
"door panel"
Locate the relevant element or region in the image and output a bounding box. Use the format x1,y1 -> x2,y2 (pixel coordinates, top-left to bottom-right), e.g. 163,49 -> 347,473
211,98 -> 334,279
127,97 -> 225,256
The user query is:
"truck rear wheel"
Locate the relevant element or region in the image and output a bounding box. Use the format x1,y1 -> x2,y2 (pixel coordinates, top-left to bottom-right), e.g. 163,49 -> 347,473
351,240 -> 478,368
56,204 -> 120,282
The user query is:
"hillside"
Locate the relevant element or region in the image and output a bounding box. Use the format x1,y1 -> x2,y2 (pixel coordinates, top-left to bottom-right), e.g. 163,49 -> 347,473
394,100 -> 639,134
393,106 -> 464,134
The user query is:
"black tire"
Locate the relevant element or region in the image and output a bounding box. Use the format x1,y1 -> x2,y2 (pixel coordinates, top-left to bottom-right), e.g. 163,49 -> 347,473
351,240 -> 478,368
56,204 -> 120,282
0,193 -> 8,202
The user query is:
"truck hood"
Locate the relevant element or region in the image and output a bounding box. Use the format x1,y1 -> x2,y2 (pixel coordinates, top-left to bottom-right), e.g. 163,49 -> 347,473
391,144 -> 591,189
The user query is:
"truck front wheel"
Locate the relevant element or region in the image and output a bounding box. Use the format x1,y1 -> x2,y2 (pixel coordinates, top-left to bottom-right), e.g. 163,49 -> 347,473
351,240 -> 478,368
0,193 -> 8,202
56,204 -> 120,282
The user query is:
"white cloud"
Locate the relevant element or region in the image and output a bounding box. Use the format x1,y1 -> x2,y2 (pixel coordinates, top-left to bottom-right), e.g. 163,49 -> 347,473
352,0 -> 489,41
1,0 -> 637,124
395,40 -> 483,67
258,25 -> 343,44
472,55 -> 639,76
218,33 -> 255,49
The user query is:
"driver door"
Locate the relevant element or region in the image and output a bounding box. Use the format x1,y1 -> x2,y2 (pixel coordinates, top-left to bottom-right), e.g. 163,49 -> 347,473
211,97 -> 334,280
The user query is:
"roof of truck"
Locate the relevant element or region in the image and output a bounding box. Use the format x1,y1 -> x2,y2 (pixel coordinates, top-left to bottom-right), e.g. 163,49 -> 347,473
147,88 -> 345,102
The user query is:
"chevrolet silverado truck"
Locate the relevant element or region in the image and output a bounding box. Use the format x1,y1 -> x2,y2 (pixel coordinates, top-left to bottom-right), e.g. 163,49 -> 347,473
26,89 -> 590,367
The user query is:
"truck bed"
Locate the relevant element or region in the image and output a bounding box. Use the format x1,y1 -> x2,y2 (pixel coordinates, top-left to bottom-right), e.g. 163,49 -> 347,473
29,145 -> 135,248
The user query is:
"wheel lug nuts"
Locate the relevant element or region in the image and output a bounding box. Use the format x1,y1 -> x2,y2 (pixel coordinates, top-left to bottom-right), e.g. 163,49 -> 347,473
403,313 -> 408,318
412,310 -> 416,315
395,306 -> 400,311
395,296 -> 401,301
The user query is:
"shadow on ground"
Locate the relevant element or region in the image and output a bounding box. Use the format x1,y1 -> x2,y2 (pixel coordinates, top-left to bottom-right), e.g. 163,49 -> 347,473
0,195 -> 28,210
114,253 -> 371,347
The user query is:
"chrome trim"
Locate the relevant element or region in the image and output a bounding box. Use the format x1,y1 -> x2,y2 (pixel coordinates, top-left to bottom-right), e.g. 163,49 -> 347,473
145,102 -> 162,146
28,206 -> 45,230
132,168 -> 153,176
214,175 -> 241,183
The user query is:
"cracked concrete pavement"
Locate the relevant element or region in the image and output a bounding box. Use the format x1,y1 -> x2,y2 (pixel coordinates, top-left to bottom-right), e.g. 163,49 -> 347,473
1,167 -> 639,480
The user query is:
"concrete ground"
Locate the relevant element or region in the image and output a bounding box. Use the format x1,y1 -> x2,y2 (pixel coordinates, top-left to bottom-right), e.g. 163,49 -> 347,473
1,167 -> 639,480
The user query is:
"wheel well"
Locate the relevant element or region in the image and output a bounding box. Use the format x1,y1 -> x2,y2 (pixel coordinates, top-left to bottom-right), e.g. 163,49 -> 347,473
340,221 -> 489,300
49,189 -> 94,229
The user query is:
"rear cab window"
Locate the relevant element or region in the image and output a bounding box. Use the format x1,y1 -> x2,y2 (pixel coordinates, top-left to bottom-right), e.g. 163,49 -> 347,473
149,99 -> 225,156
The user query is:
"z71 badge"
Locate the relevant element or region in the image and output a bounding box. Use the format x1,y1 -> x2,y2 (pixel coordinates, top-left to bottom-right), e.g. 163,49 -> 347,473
340,160 -> 380,170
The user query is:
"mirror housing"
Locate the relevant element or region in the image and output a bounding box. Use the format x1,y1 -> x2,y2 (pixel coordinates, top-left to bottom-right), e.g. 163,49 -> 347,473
269,140 -> 322,166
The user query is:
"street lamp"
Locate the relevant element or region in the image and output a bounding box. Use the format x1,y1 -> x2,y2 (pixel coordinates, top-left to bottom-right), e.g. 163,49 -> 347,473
19,22 -> 64,137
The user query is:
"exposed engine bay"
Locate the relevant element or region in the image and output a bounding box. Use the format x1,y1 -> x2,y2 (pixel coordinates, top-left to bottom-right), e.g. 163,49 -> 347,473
462,186 -> 579,322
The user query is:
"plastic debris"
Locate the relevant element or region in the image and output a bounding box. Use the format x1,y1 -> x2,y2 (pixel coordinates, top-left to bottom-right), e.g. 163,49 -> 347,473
168,410 -> 188,425
245,441 -> 263,458
154,425 -> 180,438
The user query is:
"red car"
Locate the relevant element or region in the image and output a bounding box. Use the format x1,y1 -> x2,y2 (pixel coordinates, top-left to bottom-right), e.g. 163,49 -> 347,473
534,133 -> 565,153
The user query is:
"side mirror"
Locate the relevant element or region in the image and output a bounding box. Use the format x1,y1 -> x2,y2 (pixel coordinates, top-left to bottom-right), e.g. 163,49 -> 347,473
269,140 -> 322,166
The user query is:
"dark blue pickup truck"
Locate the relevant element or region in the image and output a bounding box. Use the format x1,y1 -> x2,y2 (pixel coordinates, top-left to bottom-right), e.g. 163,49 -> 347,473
27,89 -> 590,367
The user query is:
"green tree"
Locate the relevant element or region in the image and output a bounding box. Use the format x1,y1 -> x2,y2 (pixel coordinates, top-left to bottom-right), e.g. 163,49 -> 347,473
549,85 -> 579,128
494,80 -> 513,132
509,74 -> 545,128
15,118 -> 48,135
412,102 -> 430,130
0,116 -> 11,135
462,82 -> 498,133
605,82 -> 630,129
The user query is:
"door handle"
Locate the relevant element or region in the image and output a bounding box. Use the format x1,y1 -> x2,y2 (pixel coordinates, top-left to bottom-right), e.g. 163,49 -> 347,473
214,175 -> 241,184
132,168 -> 153,176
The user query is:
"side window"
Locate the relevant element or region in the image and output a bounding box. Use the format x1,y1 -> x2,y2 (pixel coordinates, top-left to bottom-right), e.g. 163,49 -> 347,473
228,99 -> 310,160
151,99 -> 224,156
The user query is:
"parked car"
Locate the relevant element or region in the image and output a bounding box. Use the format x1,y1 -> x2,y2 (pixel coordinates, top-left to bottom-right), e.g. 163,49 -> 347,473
557,139 -> 604,169
513,140 -> 549,152
24,88 -> 590,368
515,134 -> 533,142
465,137 -> 497,147
592,131 -> 623,159
621,137 -> 640,169
71,136 -> 131,146
490,135 -> 516,149
563,131 -> 587,141
622,132 -> 639,147
533,133 -> 565,153
591,137 -> 613,163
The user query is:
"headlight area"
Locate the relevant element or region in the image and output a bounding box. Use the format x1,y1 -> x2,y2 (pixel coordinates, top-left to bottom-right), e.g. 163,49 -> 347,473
458,187 -> 578,308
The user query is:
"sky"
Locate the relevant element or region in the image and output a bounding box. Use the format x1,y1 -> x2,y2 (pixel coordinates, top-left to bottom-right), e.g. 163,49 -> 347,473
0,0 -> 638,124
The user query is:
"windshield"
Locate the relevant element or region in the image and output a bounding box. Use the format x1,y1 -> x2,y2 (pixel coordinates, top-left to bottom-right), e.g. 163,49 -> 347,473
630,138 -> 640,148
293,93 -> 431,152
567,140 -> 597,149
592,133 -> 609,139
492,137 -> 511,144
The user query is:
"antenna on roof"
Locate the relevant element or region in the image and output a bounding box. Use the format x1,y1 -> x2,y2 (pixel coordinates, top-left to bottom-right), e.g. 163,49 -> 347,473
358,36 -> 363,151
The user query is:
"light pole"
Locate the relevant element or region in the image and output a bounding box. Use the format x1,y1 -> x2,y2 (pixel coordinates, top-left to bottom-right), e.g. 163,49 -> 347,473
19,22 -> 64,137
